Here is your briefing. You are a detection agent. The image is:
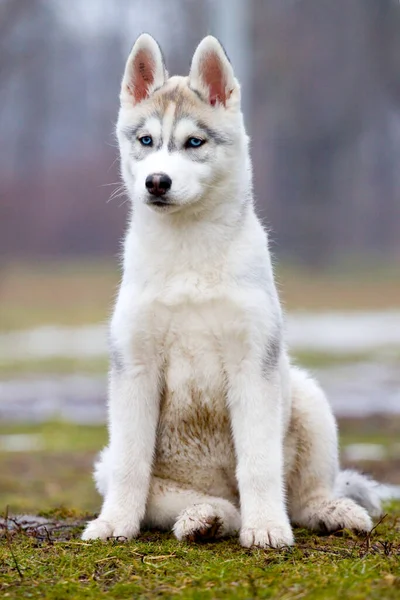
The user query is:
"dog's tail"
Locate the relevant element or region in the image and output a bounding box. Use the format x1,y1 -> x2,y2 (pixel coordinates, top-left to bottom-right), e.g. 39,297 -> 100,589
93,446 -> 111,497
334,469 -> 383,517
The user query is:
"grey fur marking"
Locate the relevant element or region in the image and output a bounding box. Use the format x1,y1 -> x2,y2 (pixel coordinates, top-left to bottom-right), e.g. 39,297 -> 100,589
187,153 -> 209,164
238,259 -> 283,375
196,120 -> 232,146
167,137 -> 177,153
122,118 -> 147,141
188,85 -> 206,102
124,113 -> 165,154
237,262 -> 271,291
167,117 -> 230,153
262,326 -> 282,375
109,340 -> 124,373
130,148 -> 146,161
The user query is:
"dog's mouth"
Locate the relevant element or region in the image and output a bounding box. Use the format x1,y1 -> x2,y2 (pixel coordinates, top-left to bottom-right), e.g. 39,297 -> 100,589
151,200 -> 171,208
145,197 -> 178,210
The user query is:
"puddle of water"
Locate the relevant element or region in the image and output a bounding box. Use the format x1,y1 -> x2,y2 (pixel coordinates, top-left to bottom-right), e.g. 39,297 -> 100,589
313,361 -> 400,416
0,375 -> 107,423
379,484 -> 400,500
0,325 -> 107,361
343,444 -> 387,462
0,361 -> 399,423
287,311 -> 400,353
1,311 -> 400,361
0,434 -> 44,452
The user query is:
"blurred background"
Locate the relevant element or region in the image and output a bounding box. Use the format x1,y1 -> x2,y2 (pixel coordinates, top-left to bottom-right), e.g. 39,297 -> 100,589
0,0 -> 399,514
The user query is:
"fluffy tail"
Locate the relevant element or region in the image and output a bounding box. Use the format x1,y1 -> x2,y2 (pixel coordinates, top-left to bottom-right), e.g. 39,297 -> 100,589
93,446 -> 111,497
334,469 -> 383,518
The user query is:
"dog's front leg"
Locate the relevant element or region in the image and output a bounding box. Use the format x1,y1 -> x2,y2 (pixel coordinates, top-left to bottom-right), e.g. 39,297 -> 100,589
82,363 -> 160,541
228,367 -> 294,549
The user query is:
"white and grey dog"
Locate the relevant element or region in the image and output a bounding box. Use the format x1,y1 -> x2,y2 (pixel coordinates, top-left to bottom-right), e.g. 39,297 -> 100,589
82,34 -> 381,548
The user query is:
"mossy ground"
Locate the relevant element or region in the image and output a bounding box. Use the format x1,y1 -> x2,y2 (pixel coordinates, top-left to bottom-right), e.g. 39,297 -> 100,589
1,507 -> 399,599
0,421 -> 399,599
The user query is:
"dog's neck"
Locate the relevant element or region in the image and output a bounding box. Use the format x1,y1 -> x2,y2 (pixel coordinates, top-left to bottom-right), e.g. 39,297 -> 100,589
123,185 -> 254,278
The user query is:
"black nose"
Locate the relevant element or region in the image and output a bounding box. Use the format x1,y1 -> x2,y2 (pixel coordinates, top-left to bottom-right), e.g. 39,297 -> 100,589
145,173 -> 172,196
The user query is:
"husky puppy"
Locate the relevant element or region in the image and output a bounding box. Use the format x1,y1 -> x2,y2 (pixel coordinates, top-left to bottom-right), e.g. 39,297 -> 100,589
82,34 -> 381,548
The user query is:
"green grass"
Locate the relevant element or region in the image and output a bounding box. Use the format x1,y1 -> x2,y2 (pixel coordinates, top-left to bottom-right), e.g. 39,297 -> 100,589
339,417 -> 400,449
0,421 -> 107,453
0,356 -> 109,378
1,507 -> 399,599
0,422 -> 107,513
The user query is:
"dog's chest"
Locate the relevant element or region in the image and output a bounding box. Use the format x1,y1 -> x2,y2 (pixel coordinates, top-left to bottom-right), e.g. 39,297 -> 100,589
160,281 -> 233,419
148,271 -> 240,472
155,306 -> 237,491
140,264 -> 251,354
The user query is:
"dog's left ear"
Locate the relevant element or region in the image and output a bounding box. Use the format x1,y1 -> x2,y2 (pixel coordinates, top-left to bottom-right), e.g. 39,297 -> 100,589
189,36 -> 237,107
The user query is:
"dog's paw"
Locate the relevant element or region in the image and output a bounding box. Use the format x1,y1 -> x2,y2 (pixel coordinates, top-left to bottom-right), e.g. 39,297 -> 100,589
81,516 -> 140,541
240,521 -> 294,549
173,503 -> 222,542
303,498 -> 373,533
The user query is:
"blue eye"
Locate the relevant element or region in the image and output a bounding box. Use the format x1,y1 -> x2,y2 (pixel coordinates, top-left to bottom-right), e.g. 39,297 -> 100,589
139,135 -> 153,146
186,137 -> 205,149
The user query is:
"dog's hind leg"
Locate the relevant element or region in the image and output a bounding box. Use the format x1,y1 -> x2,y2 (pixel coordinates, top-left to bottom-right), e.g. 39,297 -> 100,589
144,477 -> 241,542
286,367 -> 373,533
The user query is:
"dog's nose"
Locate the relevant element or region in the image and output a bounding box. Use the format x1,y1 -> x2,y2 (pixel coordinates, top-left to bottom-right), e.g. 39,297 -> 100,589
145,173 -> 172,196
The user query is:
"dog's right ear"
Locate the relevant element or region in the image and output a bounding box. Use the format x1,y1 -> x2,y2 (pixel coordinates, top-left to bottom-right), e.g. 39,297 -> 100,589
121,33 -> 167,105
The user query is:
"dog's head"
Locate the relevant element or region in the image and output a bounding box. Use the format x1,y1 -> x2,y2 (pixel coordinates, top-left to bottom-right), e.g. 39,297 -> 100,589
117,34 -> 250,215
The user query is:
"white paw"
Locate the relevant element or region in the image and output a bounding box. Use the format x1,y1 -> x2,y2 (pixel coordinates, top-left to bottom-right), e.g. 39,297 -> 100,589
81,516 -> 140,541
173,503 -> 223,542
304,498 -> 373,533
240,521 -> 294,549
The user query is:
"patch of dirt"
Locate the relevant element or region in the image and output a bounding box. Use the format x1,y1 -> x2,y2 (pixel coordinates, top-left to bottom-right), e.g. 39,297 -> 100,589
0,513 -> 88,542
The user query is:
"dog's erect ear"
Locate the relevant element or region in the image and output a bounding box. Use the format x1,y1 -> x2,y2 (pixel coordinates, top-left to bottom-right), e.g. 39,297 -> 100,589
121,33 -> 167,104
189,36 -> 236,107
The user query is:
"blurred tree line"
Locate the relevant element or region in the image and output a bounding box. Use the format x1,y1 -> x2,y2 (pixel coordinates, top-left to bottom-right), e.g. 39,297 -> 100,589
1,0 -> 399,267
